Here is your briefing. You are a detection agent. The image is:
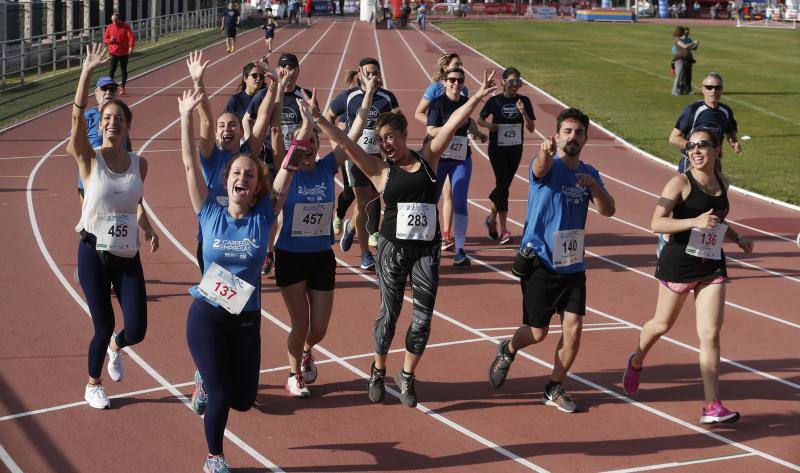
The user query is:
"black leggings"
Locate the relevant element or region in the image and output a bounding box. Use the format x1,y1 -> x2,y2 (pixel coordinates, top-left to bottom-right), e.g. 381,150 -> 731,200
186,299 -> 261,455
109,54 -> 130,87
78,237 -> 147,379
373,238 -> 440,356
488,146 -> 523,213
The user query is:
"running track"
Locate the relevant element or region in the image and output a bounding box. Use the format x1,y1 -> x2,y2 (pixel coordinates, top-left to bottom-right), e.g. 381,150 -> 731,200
1,19 -> 798,473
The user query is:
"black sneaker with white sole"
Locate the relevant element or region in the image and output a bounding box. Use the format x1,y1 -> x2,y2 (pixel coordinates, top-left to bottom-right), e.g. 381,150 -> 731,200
368,362 -> 386,403
488,340 -> 515,388
395,369 -> 418,407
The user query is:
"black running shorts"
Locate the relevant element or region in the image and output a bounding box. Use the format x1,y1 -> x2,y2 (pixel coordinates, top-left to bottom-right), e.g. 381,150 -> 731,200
275,248 -> 336,290
520,264 -> 586,328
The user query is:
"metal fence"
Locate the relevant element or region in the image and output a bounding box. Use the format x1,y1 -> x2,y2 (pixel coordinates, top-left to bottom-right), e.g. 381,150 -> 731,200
1,6 -> 219,88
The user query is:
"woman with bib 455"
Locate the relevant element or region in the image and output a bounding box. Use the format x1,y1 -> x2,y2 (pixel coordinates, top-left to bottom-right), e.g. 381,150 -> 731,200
68,44 -> 159,410
308,70 -> 498,407
622,127 -> 754,425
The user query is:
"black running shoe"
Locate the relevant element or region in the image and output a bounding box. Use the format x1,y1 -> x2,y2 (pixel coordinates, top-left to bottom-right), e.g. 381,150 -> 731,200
395,369 -> 418,407
488,340 -> 515,388
368,362 -> 386,403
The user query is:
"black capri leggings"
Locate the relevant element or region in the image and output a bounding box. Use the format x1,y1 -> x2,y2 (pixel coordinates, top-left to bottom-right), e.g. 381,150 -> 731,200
109,54 -> 130,87
187,299 -> 261,455
488,146 -> 523,213
78,236 -> 147,379
373,238 -> 440,356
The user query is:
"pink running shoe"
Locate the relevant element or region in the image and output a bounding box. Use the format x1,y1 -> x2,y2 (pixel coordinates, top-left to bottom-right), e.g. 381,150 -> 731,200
622,353 -> 641,396
700,400 -> 740,424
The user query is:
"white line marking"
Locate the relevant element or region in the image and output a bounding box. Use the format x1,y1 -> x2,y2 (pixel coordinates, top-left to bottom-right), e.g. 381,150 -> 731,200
600,452 -> 757,473
477,322 -> 626,331
0,442 -> 23,473
321,21 -> 356,115
374,26 -> 388,89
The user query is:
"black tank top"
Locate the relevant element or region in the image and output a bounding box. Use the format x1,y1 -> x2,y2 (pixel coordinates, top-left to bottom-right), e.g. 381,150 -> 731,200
380,150 -> 441,248
655,171 -> 729,282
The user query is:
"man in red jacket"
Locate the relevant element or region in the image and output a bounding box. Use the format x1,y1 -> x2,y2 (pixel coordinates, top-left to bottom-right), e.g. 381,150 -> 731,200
103,13 -> 135,96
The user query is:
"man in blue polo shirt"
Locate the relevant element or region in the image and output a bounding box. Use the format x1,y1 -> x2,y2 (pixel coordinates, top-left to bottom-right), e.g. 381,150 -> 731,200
669,72 -> 742,172
487,108 -> 615,414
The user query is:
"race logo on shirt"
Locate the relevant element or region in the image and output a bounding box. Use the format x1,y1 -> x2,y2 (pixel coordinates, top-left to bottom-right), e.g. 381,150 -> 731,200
561,185 -> 589,205
297,183 -> 328,202
365,105 -> 381,128
212,238 -> 261,257
501,103 -> 520,120
282,107 -> 298,126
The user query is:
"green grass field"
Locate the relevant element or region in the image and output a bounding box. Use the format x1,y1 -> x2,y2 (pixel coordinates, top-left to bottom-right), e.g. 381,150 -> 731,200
0,23 -> 260,130
439,20 -> 800,204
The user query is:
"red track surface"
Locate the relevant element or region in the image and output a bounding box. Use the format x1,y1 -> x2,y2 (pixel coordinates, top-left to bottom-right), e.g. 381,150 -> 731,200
1,19 -> 798,473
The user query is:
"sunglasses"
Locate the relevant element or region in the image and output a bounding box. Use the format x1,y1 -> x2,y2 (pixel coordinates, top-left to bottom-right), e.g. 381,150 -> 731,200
247,72 -> 264,79
703,84 -> 723,91
685,140 -> 714,151
445,77 -> 465,84
506,79 -> 523,87
100,85 -> 118,92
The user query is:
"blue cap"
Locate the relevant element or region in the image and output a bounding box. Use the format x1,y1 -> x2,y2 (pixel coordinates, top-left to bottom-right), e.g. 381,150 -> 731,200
96,76 -> 117,89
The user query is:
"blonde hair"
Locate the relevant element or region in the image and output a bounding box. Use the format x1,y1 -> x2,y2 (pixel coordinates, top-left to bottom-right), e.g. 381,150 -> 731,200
432,53 -> 461,82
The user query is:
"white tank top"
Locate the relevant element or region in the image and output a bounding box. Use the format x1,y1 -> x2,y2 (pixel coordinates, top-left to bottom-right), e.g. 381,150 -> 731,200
77,148 -> 143,257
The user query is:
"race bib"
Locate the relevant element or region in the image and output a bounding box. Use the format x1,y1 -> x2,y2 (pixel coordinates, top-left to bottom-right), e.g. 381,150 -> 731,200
441,135 -> 468,161
216,195 -> 229,206
198,262 -> 255,315
291,202 -> 333,237
396,202 -> 436,241
358,129 -> 380,155
95,213 -> 138,253
551,229 -> 585,267
281,124 -> 298,149
686,224 -> 727,260
497,124 -> 522,147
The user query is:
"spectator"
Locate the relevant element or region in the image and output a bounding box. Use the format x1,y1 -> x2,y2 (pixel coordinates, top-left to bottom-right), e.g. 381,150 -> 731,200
671,26 -> 698,96
692,0 -> 701,17
220,1 -> 240,53
103,13 -> 134,96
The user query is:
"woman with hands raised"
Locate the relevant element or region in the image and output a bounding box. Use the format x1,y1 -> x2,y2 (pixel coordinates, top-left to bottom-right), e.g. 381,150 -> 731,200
307,69 -> 498,408
68,43 -> 158,411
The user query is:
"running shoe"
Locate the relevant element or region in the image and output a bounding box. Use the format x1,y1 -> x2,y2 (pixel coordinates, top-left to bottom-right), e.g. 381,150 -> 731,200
360,252 -> 376,270
203,454 -> 231,473
286,373 -> 311,398
453,249 -> 471,267
699,400 -> 740,424
191,370 -> 208,416
484,216 -> 499,240
368,361 -> 386,403
261,251 -> 274,275
84,383 -> 111,409
107,349 -> 124,382
339,219 -> 355,252
499,232 -> 513,245
441,232 -> 455,251
622,352 -> 641,397
119,87 -> 127,96
395,369 -> 418,408
333,216 -> 343,235
488,340 -> 515,388
301,351 -> 317,384
543,384 -> 577,413
368,232 -> 379,247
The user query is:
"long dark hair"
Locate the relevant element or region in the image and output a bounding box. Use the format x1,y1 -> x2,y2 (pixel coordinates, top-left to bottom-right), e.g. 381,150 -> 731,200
239,62 -> 262,93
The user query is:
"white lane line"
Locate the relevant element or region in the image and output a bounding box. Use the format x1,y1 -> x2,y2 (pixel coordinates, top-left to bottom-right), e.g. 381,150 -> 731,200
321,21 -> 356,115
21,28 -> 319,473
0,442 -> 23,473
399,25 -> 800,328
374,25 -> 388,89
335,249 -> 800,471
420,24 -> 800,219
600,452 -> 757,473
478,322 -> 627,331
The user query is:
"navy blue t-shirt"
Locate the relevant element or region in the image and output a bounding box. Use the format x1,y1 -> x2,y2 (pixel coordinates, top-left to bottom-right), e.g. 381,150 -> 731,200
427,94 -> 471,161
223,8 -> 240,29
224,90 -> 260,121
675,100 -> 737,140
246,86 -> 313,149
479,94 -> 535,149
329,87 -> 399,131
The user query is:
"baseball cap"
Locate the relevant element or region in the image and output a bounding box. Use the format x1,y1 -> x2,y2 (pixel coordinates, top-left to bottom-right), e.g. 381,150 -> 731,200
278,53 -> 299,67
96,76 -> 118,89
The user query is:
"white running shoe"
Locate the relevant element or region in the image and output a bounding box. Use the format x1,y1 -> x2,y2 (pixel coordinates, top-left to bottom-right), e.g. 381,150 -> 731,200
107,349 -> 124,382
285,373 -> 311,399
84,383 -> 111,409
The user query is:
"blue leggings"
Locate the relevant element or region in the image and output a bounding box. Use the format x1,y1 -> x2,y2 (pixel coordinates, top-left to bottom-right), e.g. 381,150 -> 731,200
436,155 -> 472,250
78,237 -> 147,379
186,299 -> 261,455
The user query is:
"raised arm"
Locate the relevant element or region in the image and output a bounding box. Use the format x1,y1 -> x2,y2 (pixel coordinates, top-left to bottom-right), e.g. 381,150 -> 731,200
67,43 -> 108,178
532,135 -> 556,179
246,73 -> 279,153
178,90 -> 209,214
424,68 -> 497,168
186,51 -> 214,158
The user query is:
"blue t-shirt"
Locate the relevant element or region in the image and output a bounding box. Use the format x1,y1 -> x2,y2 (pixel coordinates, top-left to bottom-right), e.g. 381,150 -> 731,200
190,195 -> 275,312
329,87 -> 399,132
422,81 -> 468,102
520,157 -> 605,274
276,152 -> 338,253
